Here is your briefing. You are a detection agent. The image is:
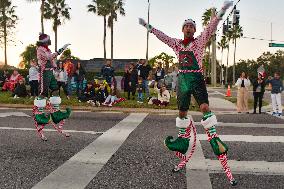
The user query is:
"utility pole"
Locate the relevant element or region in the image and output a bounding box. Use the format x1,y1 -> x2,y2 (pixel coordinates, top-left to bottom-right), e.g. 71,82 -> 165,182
146,0 -> 150,64
232,6 -> 240,84
225,17 -> 230,85
211,8 -> 217,87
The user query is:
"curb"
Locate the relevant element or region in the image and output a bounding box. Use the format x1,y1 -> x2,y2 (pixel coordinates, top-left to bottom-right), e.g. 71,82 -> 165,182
0,103 -> 185,114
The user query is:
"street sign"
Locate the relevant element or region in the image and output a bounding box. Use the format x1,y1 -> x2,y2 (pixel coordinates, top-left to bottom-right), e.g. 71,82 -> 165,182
269,43 -> 284,47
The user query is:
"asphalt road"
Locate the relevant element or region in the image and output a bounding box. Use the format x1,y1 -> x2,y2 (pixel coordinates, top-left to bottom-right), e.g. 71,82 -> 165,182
0,110 -> 284,189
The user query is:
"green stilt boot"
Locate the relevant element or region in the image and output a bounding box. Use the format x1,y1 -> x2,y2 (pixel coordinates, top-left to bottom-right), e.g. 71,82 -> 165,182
34,98 -> 50,125
165,135 -> 189,154
49,96 -> 72,124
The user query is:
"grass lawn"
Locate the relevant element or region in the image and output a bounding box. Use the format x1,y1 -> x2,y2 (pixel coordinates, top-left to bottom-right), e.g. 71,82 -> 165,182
224,96 -> 269,109
0,90 -> 199,111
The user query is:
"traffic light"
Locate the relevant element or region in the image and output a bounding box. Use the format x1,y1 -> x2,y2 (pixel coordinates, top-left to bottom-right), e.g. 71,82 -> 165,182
233,9 -> 240,25
222,23 -> 228,35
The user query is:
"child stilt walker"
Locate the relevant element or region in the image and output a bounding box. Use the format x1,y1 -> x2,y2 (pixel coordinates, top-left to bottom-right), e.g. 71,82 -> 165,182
139,1 -> 237,186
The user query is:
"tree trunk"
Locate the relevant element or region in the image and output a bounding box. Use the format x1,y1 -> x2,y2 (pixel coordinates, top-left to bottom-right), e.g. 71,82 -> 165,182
208,45 -> 211,78
233,38 -> 237,85
220,49 -> 224,85
103,16 -> 106,63
54,25 -> 57,52
3,6 -> 7,66
225,45 -> 230,84
111,21 -> 113,62
41,0 -> 44,33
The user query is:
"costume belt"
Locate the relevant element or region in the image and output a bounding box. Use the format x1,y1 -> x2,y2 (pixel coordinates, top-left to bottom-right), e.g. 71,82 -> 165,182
44,68 -> 54,71
178,69 -> 203,73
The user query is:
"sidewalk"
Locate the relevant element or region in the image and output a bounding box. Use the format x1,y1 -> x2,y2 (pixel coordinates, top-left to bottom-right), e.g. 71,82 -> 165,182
0,97 -> 237,114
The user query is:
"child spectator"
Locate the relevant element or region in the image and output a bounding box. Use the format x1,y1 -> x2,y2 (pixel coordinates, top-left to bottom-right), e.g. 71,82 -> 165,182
149,82 -> 170,106
78,82 -> 95,103
137,77 -> 143,103
13,79 -> 28,98
28,60 -> 39,98
55,62 -> 70,99
92,81 -> 108,106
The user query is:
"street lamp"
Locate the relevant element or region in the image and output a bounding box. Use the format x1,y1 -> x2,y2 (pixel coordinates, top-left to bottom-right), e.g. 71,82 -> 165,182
146,0 -> 150,64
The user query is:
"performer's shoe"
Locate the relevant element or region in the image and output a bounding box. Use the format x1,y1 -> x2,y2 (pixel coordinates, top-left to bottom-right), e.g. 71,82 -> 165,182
164,136 -> 189,154
230,179 -> 238,186
35,113 -> 50,125
51,108 -> 72,124
210,137 -> 229,156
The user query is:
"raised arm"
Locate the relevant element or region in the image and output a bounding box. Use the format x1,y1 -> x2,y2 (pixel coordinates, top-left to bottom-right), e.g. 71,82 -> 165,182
196,1 -> 233,49
139,18 -> 178,49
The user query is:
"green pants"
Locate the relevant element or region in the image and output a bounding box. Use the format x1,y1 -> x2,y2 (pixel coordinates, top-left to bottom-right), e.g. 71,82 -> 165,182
177,73 -> 209,111
41,70 -> 58,97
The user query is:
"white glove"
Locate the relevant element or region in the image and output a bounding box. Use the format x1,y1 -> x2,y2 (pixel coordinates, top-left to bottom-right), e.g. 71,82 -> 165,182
138,18 -> 153,31
57,43 -> 71,55
217,1 -> 233,18
223,1 -> 233,10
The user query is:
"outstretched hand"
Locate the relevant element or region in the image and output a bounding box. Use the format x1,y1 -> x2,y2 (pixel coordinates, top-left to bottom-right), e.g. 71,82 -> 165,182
138,18 -> 152,31
217,1 -> 233,18
138,18 -> 147,27
223,1 -> 233,10
57,43 -> 71,55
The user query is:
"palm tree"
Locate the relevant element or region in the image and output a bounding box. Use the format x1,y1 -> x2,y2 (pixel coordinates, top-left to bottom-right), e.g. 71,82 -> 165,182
43,0 -> 71,51
218,35 -> 229,84
231,25 -> 243,84
26,0 -> 45,33
0,0 -> 18,66
107,0 -> 125,62
87,0 -> 109,64
202,8 -> 213,77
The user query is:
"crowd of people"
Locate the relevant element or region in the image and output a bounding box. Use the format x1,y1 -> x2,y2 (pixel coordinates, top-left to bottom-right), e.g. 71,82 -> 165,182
0,58 -> 177,108
235,71 -> 283,116
0,60 -> 283,112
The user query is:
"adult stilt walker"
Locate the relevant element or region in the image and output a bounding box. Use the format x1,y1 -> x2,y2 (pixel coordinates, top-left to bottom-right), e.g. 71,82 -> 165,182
139,1 -> 237,186
33,33 -> 71,141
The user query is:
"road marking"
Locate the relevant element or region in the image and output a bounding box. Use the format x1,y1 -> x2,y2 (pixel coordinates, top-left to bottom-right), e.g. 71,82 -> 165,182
198,134 -> 284,143
0,126 -> 103,135
203,160 -> 284,175
32,113 -> 148,189
0,112 -> 30,118
186,140 -> 212,189
195,122 -> 284,128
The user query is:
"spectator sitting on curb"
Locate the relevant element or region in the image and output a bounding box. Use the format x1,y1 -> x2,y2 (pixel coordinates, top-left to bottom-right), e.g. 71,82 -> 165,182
78,81 -> 95,103
13,78 -> 28,98
2,70 -> 23,92
91,81 -> 108,107
102,80 -> 125,107
148,82 -> 170,107
0,70 -> 10,88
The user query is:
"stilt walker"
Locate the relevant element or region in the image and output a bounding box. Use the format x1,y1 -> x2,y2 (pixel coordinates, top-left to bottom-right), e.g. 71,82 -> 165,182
33,33 -> 72,141
139,1 -> 237,186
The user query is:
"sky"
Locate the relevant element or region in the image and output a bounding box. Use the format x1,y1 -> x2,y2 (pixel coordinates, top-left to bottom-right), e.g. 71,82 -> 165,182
1,0 -> 284,67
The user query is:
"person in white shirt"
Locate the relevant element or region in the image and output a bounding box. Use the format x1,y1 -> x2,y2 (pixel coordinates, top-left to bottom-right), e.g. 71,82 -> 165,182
235,72 -> 251,113
28,60 -> 39,98
54,62 -> 70,99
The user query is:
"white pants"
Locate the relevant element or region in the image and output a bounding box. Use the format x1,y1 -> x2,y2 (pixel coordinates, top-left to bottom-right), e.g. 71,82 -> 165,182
271,93 -> 282,113
104,95 -> 118,104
